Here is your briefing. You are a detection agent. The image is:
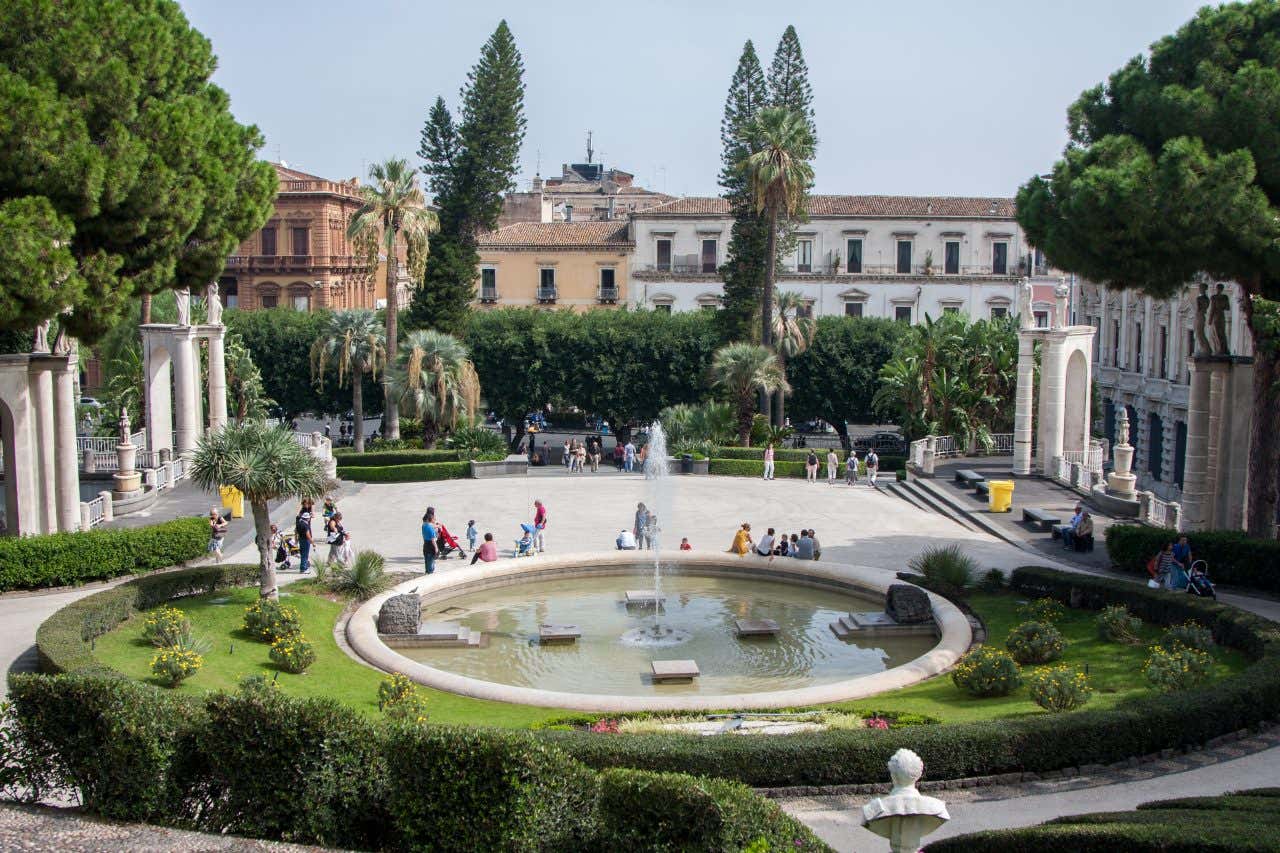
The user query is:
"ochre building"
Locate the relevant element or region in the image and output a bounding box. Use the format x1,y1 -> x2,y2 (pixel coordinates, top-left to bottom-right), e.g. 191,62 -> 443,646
475,222 -> 633,311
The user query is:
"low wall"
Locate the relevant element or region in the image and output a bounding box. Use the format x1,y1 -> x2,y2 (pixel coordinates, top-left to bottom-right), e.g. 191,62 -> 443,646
470,455 -> 530,478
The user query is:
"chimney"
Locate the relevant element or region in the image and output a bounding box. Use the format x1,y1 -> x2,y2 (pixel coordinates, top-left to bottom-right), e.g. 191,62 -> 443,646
532,173 -> 543,191
564,204 -> 573,223
606,197 -> 615,220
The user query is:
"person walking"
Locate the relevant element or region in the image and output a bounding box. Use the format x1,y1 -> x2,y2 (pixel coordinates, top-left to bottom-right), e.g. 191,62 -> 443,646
295,499 -> 314,574
563,439 -> 573,470
207,507 -> 228,563
421,507 -> 439,575
623,439 -> 636,473
326,512 -> 348,566
845,450 -> 859,485
865,450 -> 880,486
805,449 -> 819,484
533,499 -> 548,553
826,449 -> 840,484
589,437 -> 601,472
763,443 -> 775,481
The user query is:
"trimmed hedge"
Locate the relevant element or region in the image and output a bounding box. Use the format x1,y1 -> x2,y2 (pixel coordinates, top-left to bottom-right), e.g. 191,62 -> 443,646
5,674 -> 828,852
926,790 -> 1280,852
538,566 -> 1280,788
33,563 -> 260,676
334,448 -> 462,466
337,461 -> 472,483
1105,524 -> 1280,593
0,516 -> 208,592
713,445 -> 907,470
708,458 -> 808,478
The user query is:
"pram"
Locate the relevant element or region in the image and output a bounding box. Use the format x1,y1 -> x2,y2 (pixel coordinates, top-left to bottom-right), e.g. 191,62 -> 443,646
274,533 -> 300,571
1186,559 -> 1217,599
514,523 -> 536,557
436,523 -> 464,559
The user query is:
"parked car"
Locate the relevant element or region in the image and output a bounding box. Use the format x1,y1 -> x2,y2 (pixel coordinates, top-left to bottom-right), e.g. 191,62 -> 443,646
853,431 -> 906,455
80,396 -> 104,409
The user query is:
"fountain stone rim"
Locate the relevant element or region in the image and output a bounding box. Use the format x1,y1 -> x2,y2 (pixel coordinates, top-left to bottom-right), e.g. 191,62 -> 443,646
347,551 -> 973,713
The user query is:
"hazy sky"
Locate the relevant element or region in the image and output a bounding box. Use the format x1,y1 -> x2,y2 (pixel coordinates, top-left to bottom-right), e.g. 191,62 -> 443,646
179,0 -> 1207,199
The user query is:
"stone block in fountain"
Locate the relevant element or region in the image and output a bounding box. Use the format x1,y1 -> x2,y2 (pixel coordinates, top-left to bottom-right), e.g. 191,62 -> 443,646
831,584 -> 937,639
624,590 -> 665,605
539,624 -> 581,644
735,618 -> 780,637
651,659 -> 700,682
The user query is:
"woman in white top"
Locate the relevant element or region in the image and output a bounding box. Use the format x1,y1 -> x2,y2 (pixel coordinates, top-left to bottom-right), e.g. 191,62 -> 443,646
827,449 -> 840,484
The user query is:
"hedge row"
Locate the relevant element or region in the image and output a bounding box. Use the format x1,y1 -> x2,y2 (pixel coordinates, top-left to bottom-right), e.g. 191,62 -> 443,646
5,674 -> 828,852
713,446 -> 907,469
33,563 -> 260,676
334,448 -> 463,466
538,566 -> 1280,788
337,461 -> 472,483
927,789 -> 1280,852
0,516 -> 209,592
709,457 -> 907,482
1105,524 -> 1280,594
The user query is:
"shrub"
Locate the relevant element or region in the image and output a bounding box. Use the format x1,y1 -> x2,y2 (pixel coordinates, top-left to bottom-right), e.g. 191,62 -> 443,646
269,634 -> 316,674
337,461 -> 471,483
1018,597 -> 1065,623
443,424 -> 507,458
150,645 -> 203,687
1145,642 -> 1213,692
1097,604 -> 1142,643
1106,524 -> 1280,593
1027,665 -> 1092,713
979,568 -> 1007,592
243,599 -> 302,643
141,606 -> 191,648
907,544 -> 976,594
708,458 -> 807,478
325,550 -> 390,601
951,647 -> 1023,697
1159,621 -> 1215,653
377,673 -> 429,722
0,516 -> 208,592
1006,621 -> 1066,664
334,449 -> 461,466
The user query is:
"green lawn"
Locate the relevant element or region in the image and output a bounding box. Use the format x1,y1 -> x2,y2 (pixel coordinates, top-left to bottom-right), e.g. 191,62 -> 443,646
93,584 -> 562,728
94,587 -> 1249,728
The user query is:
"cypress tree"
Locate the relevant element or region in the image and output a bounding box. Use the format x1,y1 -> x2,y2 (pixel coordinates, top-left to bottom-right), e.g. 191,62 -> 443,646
409,21 -> 527,335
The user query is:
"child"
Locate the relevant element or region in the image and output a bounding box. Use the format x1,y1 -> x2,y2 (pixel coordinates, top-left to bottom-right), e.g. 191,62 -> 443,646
679,537 -> 692,551
322,496 -> 337,519
516,523 -> 535,556
270,523 -> 291,572
466,520 -> 479,552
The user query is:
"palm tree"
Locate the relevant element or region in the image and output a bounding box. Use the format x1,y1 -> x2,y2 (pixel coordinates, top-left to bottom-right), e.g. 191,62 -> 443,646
770,289 -> 816,427
189,421 -> 328,600
741,106 -> 815,424
390,329 -> 480,447
347,158 -> 438,442
310,309 -> 385,453
709,343 -> 790,446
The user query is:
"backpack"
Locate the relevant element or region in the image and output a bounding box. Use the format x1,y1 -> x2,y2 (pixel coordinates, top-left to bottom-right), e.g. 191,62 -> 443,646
807,452 -> 818,466
867,452 -> 878,467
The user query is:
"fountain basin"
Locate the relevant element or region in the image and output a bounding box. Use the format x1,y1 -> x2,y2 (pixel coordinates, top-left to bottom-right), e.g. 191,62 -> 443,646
348,552 -> 972,712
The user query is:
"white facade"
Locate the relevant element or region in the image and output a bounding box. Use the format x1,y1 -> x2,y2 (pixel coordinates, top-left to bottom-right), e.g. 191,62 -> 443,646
1076,278 -> 1252,502
628,196 -> 1044,322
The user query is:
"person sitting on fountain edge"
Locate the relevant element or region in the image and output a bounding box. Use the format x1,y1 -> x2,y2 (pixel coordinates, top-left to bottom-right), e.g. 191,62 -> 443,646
616,528 -> 637,550
755,528 -> 777,560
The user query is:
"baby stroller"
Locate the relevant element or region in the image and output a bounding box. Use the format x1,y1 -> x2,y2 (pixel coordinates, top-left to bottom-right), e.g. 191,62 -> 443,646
1186,560 -> 1217,599
515,523 -> 536,557
274,533 -> 300,571
436,523 -> 464,559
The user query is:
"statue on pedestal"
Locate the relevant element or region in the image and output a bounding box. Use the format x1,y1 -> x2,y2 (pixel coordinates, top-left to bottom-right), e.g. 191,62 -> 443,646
206,281 -> 223,325
1208,283 -> 1230,356
32,320 -> 50,353
861,749 -> 950,853
1053,280 -> 1069,329
1018,278 -> 1034,330
1193,283 -> 1212,355
1107,403 -> 1137,500
175,287 -> 191,327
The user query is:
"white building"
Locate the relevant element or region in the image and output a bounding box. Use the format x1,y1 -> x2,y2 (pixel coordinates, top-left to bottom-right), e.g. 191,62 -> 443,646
1075,278 -> 1252,503
628,195 -> 1052,321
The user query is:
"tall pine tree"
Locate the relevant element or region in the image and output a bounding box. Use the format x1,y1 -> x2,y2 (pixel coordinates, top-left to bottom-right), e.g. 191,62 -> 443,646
409,22 -> 526,335
718,42 -> 769,343
767,25 -> 817,143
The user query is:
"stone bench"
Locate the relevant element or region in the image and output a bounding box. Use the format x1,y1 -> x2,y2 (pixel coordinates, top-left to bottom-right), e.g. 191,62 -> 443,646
651,659 -> 699,682
954,469 -> 985,488
539,624 -> 581,644
734,618 -> 780,638
974,480 -> 990,498
1022,507 -> 1062,531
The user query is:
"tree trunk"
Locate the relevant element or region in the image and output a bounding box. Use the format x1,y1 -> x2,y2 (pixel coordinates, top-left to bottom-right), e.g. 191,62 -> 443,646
774,351 -> 787,428
383,227 -> 401,441
252,498 -> 278,600
352,377 -> 365,453
1245,301 -> 1279,538
738,395 -> 754,447
760,207 -> 778,425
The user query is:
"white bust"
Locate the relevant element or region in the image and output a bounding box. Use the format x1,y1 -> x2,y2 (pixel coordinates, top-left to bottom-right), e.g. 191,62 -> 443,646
862,749 -> 950,852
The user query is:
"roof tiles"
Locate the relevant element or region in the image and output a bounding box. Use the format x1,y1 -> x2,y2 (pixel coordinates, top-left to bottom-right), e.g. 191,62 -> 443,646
477,221 -> 633,248
636,194 -> 1016,218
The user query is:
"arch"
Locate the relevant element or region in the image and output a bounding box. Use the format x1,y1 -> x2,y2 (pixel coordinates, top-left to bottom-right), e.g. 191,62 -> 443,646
1063,348 -> 1089,454
288,281 -> 313,312
0,398 -> 17,534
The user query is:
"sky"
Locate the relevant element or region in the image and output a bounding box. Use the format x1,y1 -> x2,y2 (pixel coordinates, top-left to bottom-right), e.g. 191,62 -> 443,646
179,0 -> 1208,200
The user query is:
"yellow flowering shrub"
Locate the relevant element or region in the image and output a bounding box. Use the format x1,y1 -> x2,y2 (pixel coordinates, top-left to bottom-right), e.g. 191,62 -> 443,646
1096,604 -> 1141,643
142,606 -> 190,648
1027,665 -> 1092,712
378,673 -> 430,723
243,599 -> 302,643
1017,597 -> 1065,624
1158,621 -> 1214,653
951,646 -> 1022,697
150,646 -> 202,687
269,634 -> 315,673
1006,620 -> 1066,664
1144,641 -> 1212,691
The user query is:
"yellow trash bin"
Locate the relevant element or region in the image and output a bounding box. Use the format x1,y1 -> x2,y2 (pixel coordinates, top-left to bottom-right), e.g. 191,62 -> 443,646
219,485 -> 244,519
988,480 -> 1015,513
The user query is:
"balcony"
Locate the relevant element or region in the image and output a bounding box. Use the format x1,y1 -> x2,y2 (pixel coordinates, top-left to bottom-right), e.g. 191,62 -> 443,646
536,286 -> 558,304
479,288 -> 499,304
598,286 -> 619,304
224,254 -> 373,274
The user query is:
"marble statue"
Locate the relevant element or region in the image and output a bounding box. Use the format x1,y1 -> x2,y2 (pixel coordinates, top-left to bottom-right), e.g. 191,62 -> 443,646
118,408 -> 132,443
1193,283 -> 1212,355
206,281 -> 222,325
175,287 -> 191,326
1116,404 -> 1130,448
32,320 -> 50,353
1107,403 -> 1138,501
862,749 -> 950,853
1018,277 -> 1034,329
1054,280 -> 1070,329
1208,283 -> 1230,355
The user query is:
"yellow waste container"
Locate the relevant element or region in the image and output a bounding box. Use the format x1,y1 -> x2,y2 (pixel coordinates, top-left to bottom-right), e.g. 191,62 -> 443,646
219,485 -> 244,519
988,480 -> 1015,513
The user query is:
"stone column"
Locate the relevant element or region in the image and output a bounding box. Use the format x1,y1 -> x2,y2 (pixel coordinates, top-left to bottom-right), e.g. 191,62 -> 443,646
171,327 -> 198,456
28,362 -> 56,533
1180,359 -> 1211,531
1038,334 -> 1065,475
52,360 -> 80,532
1205,362 -> 1226,518
1012,332 -> 1036,475
142,327 -> 173,454
206,326 -> 228,431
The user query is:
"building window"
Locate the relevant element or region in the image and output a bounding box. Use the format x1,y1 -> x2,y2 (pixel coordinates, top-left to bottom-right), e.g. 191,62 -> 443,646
700,303 -> 717,311
218,277 -> 238,310
796,239 -> 813,273
844,302 -> 864,318
538,268 -> 556,301
480,268 -> 497,300
700,239 -> 717,273
1148,412 -> 1163,482
846,239 -> 863,273
1034,310 -> 1049,328
796,301 -> 814,319
656,239 -> 672,272
654,303 -> 672,313
260,227 -> 277,256
896,240 -> 912,274
1158,326 -> 1168,378
1174,420 -> 1187,488
1134,322 -> 1143,373
291,227 -> 309,257
258,287 -> 278,309
1112,320 -> 1120,366
944,241 -> 960,275
599,267 -> 617,300
1127,405 -> 1140,460
990,305 -> 1009,319
992,242 -> 1008,275
292,291 -> 310,312
942,305 -> 959,315
894,305 -> 912,323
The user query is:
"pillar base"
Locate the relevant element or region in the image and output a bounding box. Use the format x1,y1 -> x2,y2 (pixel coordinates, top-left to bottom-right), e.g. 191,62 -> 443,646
113,471 -> 142,493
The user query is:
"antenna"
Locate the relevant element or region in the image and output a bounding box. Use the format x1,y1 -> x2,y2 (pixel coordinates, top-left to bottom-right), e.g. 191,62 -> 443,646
273,143 -> 282,163
535,148 -> 542,176
586,130 -> 594,164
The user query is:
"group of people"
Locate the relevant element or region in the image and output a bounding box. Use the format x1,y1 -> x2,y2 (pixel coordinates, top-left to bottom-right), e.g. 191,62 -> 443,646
1055,504 -> 1096,551
562,437 -> 604,473
726,523 -> 822,561
763,444 -> 881,486
1150,534 -> 1214,596
267,496 -> 352,574
421,507 -> 505,573
616,502 -> 691,551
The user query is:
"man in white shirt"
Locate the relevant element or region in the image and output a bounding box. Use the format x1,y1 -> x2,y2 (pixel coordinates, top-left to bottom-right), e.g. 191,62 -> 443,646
755,527 -> 776,558
616,528 -> 637,550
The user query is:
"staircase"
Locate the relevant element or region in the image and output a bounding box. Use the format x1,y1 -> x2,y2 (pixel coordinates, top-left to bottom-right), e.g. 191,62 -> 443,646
878,479 -> 984,533
413,622 -> 485,648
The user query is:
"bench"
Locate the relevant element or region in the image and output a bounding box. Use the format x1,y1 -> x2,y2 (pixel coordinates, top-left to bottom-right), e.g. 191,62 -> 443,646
1023,507 -> 1062,531
954,469 -> 985,488
651,659 -> 700,682
974,481 -> 990,498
